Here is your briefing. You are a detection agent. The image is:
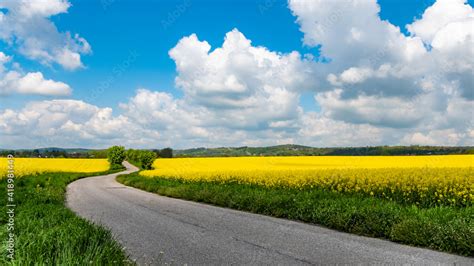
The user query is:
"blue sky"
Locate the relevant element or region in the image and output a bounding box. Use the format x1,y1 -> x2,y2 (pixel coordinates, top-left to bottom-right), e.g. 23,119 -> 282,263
3,0 -> 446,110
0,0 -> 473,148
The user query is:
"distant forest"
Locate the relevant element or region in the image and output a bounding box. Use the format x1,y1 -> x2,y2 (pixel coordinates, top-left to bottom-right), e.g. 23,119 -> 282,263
174,145 -> 474,157
0,147 -> 173,159
1,145 -> 473,158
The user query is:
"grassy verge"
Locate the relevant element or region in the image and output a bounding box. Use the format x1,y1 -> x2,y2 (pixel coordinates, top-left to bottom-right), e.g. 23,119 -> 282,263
118,173 -> 474,257
0,167 -> 133,265
126,160 -> 143,170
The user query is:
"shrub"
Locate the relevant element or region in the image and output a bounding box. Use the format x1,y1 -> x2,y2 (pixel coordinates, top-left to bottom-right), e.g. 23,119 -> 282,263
125,149 -> 156,169
125,149 -> 140,163
140,151 -> 156,170
157,148 -> 173,158
107,146 -> 126,166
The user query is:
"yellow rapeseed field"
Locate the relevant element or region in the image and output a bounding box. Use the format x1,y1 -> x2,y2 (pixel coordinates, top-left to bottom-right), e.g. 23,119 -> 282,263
0,158 -> 110,177
141,155 -> 474,207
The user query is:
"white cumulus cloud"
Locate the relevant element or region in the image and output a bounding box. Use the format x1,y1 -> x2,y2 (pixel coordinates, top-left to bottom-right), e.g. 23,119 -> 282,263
0,51 -> 72,96
1,0 -> 473,148
407,0 -> 473,44
168,29 -> 314,130
289,0 -> 473,141
0,0 -> 91,70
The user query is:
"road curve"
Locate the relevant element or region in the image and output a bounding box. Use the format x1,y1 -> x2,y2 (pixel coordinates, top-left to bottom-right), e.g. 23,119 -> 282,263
66,162 -> 472,265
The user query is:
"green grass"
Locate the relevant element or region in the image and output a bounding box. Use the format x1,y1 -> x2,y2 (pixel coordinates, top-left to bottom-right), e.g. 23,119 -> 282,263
126,160 -> 143,170
0,167 -> 133,265
118,173 -> 474,257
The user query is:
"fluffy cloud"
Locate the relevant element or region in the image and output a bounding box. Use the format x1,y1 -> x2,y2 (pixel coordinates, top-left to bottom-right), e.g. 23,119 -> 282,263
0,52 -> 10,72
1,86 -> 472,149
407,0 -> 473,44
327,64 -> 422,98
298,112 -> 386,147
0,51 -> 72,96
119,89 -> 208,138
1,0 -> 473,148
401,128 -> 473,147
0,0 -> 91,70
0,99 -> 161,148
316,90 -> 424,128
289,0 -> 473,144
0,0 -> 81,96
1,27 -> 321,148
289,0 -> 426,69
168,29 -> 314,130
2,71 -> 72,96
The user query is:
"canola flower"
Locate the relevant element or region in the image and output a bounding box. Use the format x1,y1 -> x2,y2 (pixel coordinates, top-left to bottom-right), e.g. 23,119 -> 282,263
0,158 -> 110,177
141,155 -> 474,207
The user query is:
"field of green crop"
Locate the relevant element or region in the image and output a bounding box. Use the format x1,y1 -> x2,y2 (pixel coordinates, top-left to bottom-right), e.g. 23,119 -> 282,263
0,166 -> 131,265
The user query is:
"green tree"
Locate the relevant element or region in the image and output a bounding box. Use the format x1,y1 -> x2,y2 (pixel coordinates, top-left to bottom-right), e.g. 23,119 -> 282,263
140,151 -> 156,170
107,146 -> 126,166
90,149 -> 108,158
159,148 -> 173,158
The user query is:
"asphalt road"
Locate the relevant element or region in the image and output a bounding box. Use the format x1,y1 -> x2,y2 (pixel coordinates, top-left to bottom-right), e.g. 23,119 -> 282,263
66,162 -> 473,265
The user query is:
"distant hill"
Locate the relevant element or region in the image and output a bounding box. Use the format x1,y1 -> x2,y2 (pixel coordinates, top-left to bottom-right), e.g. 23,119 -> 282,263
21,147 -> 94,153
174,144 -> 474,157
1,147 -> 95,153
1,145 -> 473,158
0,148 -> 102,158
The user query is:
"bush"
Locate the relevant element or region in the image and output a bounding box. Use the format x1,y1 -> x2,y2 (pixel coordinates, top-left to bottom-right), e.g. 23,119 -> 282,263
140,151 -> 156,170
125,149 -> 156,169
125,149 -> 140,163
157,148 -> 173,158
107,146 -> 126,166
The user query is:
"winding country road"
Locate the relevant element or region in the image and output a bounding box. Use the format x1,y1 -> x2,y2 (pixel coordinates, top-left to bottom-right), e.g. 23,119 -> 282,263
66,162 -> 473,265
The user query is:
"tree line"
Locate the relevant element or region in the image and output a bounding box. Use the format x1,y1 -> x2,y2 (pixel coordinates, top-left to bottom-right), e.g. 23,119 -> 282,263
2,145 -> 472,159
175,145 -> 474,157
0,147 -> 174,160
106,146 -> 173,170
